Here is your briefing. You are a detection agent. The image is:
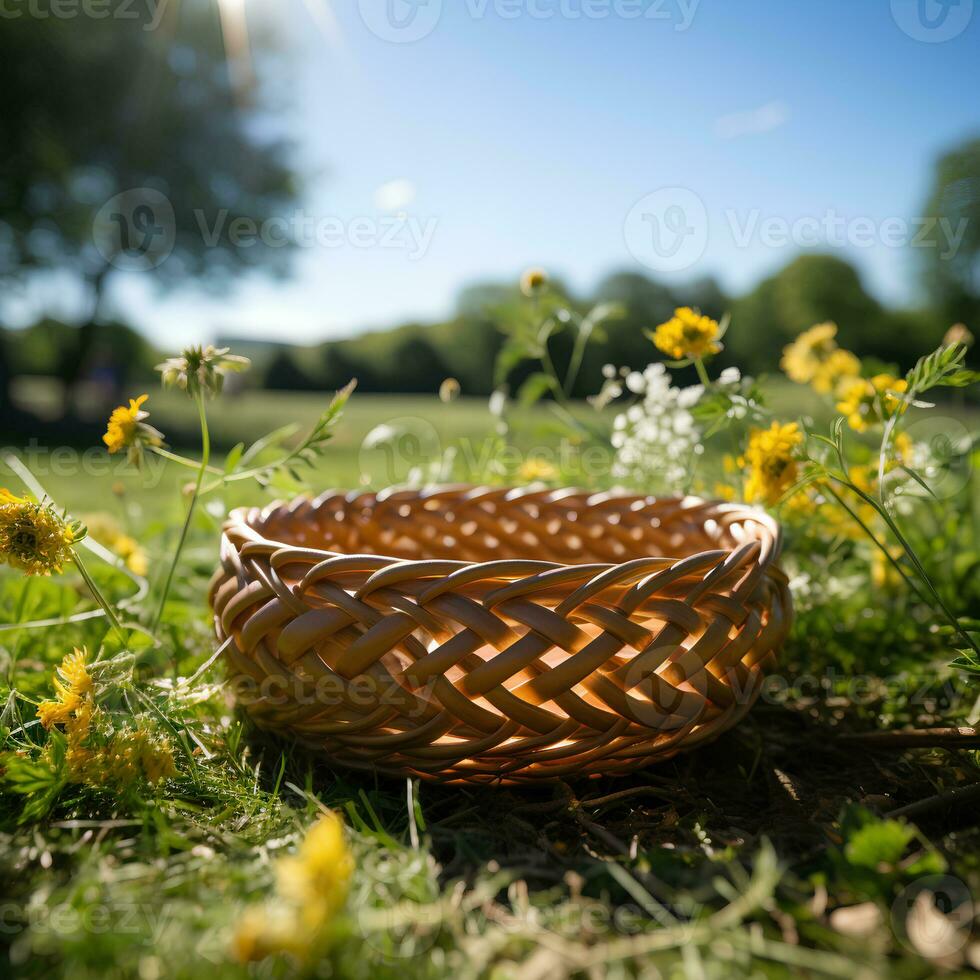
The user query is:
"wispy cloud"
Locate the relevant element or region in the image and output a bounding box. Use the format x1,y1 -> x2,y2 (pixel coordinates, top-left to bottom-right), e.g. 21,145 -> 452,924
374,178 -> 416,211
714,101 -> 791,140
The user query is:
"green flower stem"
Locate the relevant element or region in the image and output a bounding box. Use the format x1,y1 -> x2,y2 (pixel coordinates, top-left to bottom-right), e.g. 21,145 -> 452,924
821,483 -> 931,605
150,446 -> 223,476
693,357 -> 712,388
152,391 -> 210,634
564,314 -> 590,397
6,577 -> 35,685
72,549 -> 127,650
828,478 -> 980,656
541,336 -> 573,410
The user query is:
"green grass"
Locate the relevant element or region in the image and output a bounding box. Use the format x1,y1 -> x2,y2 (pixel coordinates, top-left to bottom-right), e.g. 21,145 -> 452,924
1,386 -> 979,979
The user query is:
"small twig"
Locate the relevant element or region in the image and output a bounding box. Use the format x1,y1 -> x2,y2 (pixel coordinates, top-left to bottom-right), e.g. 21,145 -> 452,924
581,785 -> 676,810
837,727 -> 980,749
888,782 -> 980,823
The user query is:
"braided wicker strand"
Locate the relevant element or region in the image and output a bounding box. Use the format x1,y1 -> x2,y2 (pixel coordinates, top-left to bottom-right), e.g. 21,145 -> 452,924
209,486 -> 791,784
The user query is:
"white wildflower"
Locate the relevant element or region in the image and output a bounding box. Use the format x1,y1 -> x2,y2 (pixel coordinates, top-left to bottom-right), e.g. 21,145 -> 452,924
610,363 -> 704,493
625,371 -> 645,394
488,389 -> 507,418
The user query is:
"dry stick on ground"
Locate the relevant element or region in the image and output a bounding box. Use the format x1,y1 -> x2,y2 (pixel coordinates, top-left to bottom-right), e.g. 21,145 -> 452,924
836,727 -> 980,749
887,782 -> 980,823
580,785 -> 679,810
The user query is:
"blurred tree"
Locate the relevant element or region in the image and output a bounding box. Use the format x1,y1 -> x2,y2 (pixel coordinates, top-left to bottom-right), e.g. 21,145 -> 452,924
592,271 -> 676,372
724,253 -> 940,372
922,136 -> 980,337
0,328 -> 10,411
264,348 -> 320,391
383,335 -> 451,394
0,7 -> 298,404
320,343 -> 376,393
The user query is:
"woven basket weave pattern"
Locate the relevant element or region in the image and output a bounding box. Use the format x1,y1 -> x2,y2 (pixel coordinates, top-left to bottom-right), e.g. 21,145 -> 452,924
209,487 -> 790,783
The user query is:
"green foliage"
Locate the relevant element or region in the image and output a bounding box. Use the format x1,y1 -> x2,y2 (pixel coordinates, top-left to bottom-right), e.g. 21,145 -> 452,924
921,136 -> 980,331
0,9 -> 297,287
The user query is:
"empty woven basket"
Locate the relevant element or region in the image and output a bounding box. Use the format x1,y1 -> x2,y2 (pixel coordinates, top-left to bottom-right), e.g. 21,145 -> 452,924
209,486 -> 790,784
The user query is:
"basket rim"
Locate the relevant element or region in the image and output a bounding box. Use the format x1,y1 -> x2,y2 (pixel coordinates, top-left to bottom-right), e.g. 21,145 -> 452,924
221,484 -> 783,572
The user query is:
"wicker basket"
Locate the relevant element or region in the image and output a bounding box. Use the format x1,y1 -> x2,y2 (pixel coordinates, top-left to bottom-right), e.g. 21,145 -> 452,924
209,486 -> 790,784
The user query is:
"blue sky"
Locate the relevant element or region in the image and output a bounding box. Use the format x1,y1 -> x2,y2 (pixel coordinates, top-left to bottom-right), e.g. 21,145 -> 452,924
79,0 -> 980,344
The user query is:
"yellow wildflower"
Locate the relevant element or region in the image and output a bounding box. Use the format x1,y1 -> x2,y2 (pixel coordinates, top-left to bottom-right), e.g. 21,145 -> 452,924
781,322 -> 863,397
37,649 -> 93,730
520,267 -> 548,296
0,492 -> 80,577
518,457 -> 558,483
83,513 -> 148,576
742,421 -> 804,506
872,545 -> 905,591
91,728 -> 177,786
233,813 -> 352,963
651,307 -> 721,361
836,374 -> 909,432
37,649 -> 175,787
103,394 -> 164,467
890,431 -> 914,470
780,322 -> 838,384
810,348 -> 861,394
277,813 -> 353,921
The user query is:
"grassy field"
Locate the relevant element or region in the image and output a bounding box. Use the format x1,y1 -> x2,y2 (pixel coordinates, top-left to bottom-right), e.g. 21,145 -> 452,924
2,381 -> 849,515
2,383 -> 979,978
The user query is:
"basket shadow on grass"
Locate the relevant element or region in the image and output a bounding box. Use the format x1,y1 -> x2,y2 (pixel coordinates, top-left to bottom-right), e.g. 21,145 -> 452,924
241,696 -> 977,902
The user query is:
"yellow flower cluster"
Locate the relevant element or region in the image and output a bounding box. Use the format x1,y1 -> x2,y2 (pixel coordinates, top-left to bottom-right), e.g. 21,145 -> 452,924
37,649 -> 176,788
68,726 -> 177,787
103,394 -> 164,467
84,513 -> 149,576
651,307 -> 721,361
37,648 -> 93,729
517,457 -> 558,483
233,813 -> 353,963
0,490 -> 79,577
742,421 -> 804,506
781,322 -> 860,394
836,373 -> 909,432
